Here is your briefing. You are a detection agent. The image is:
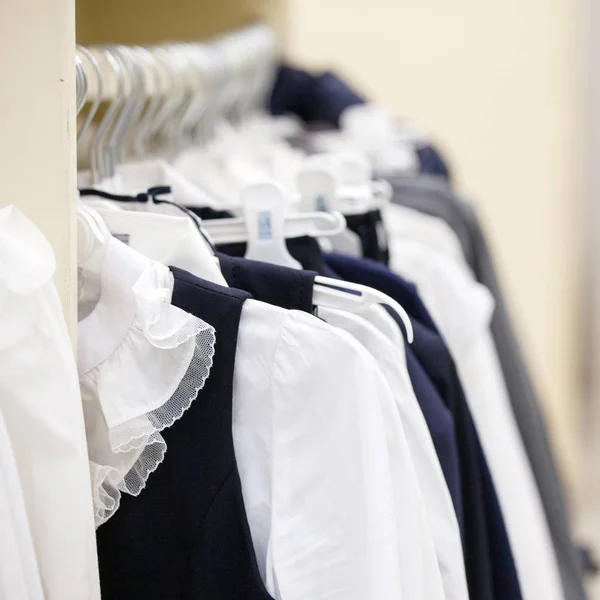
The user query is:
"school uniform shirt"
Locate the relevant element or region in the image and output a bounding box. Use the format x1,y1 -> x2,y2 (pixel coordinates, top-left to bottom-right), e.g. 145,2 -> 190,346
324,254 -> 464,515
0,206 -> 100,600
78,236 -> 217,529
0,405 -> 44,600
320,307 -> 467,600
233,299 -> 408,599
390,237 -> 565,600
359,304 -> 465,531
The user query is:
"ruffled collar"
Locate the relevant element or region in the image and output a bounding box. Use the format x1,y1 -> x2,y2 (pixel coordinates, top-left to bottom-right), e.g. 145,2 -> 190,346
78,236 -> 216,526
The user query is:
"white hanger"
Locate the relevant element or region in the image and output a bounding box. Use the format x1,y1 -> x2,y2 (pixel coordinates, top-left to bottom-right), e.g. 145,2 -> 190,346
296,157 -> 339,212
203,179 -> 346,248
296,156 -> 363,257
313,276 -> 414,343
241,181 -> 302,268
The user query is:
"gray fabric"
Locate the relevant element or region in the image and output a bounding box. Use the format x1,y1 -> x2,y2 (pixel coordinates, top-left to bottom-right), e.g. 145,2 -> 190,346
385,174 -> 587,600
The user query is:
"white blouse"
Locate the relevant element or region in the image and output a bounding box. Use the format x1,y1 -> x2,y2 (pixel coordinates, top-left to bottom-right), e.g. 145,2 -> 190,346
319,307 -> 468,600
77,233 -> 216,527
0,404 -> 44,599
389,237 -> 564,600
233,300 -> 405,600
0,206 -> 100,599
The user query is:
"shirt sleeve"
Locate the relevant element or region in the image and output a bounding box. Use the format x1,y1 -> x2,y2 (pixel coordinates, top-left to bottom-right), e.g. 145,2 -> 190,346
233,301 -> 404,600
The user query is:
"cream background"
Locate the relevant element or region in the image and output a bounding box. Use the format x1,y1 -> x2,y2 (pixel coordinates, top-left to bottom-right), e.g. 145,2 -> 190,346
282,0 -> 584,492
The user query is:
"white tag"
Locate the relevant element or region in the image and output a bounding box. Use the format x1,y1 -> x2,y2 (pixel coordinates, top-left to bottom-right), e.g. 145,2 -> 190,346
242,181 -> 302,269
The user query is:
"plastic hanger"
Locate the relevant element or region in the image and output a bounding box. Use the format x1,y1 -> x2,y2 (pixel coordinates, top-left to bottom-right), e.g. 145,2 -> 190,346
204,180 -> 347,247
297,157 -> 364,257
241,181 -> 302,269
312,277 -> 414,343
89,46 -> 127,183
77,45 -> 104,152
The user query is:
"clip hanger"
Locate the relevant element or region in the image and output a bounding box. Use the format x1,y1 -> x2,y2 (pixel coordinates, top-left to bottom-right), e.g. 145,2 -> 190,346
203,182 -> 347,247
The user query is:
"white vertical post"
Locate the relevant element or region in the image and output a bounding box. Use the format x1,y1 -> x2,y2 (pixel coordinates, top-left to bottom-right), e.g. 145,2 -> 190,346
0,0 -> 77,334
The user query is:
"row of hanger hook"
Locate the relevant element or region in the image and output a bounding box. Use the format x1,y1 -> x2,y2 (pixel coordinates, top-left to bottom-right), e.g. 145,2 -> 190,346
75,24 -> 278,184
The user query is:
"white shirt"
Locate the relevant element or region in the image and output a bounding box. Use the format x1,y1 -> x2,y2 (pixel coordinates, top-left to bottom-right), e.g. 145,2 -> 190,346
78,233 -> 217,527
233,301 -> 405,600
384,203 -> 467,267
320,306 -> 468,600
0,206 -> 100,599
0,404 -> 44,599
389,237 -> 564,600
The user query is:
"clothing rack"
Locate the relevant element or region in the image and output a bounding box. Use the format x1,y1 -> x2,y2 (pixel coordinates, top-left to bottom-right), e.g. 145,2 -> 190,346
1,0 -> 282,336
75,24 -> 279,184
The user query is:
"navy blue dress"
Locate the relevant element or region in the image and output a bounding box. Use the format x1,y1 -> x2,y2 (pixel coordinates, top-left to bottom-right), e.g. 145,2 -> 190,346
96,269 -> 274,600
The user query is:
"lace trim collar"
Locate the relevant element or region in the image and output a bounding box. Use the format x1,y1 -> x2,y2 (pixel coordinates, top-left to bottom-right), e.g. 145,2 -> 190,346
78,237 -> 216,527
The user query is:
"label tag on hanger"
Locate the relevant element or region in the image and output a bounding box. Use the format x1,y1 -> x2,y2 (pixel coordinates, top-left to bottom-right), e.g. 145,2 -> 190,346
242,181 -> 302,269
257,211 -> 273,241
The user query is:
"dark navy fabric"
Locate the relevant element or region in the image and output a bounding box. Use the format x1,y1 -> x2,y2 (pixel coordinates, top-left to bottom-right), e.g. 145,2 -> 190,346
188,206 -> 236,220
404,344 -> 462,529
411,320 -> 523,600
96,269 -> 274,600
269,65 -> 364,127
416,144 -> 452,182
217,252 -> 317,314
325,252 -> 523,600
344,209 -> 390,265
217,236 -> 340,279
326,253 -> 438,332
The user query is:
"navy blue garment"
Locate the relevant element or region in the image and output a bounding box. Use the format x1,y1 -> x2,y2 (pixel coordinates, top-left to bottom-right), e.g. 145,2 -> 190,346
188,206 -> 236,220
344,208 -> 390,265
326,252 -> 438,332
404,343 -> 463,530
416,144 -> 452,182
96,270 -> 274,600
217,252 -> 317,314
216,235 -> 340,279
269,65 -> 364,127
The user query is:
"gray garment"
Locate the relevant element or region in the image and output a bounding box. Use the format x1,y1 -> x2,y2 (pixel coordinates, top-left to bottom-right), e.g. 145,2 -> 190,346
385,174 -> 587,600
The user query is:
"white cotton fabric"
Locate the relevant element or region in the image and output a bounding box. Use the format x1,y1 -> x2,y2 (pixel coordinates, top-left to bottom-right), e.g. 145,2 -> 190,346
319,306 -> 468,600
233,301 -> 405,600
389,237 -> 564,600
78,235 -> 216,526
0,206 -> 100,599
384,203 -> 467,267
0,404 -> 44,600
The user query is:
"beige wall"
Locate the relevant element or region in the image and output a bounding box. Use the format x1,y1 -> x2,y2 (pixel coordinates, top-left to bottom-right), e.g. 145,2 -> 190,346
283,0 -> 584,491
